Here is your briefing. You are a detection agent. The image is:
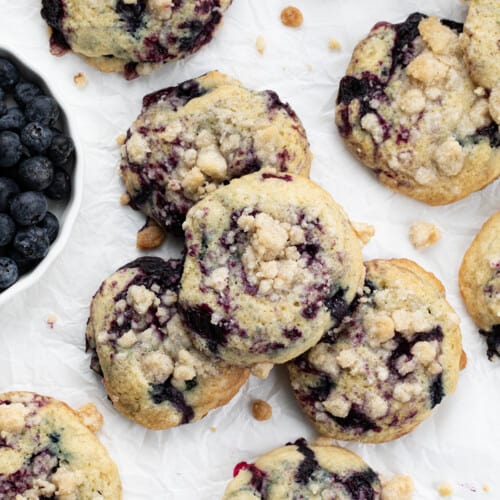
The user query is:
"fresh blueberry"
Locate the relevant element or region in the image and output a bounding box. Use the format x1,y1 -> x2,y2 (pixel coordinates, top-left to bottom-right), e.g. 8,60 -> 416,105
48,132 -> 74,166
14,81 -> 42,107
25,96 -> 59,126
37,211 -> 59,243
0,131 -> 22,168
0,214 -> 16,246
0,58 -> 19,90
9,247 -> 40,274
0,257 -> 18,289
44,168 -> 70,200
18,156 -> 54,191
10,191 -> 48,226
0,177 -> 20,211
0,107 -> 27,131
13,226 -> 50,259
21,122 -> 53,153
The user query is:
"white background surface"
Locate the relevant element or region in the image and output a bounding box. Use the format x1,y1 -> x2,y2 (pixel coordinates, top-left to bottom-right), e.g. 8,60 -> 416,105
1,1 -> 499,498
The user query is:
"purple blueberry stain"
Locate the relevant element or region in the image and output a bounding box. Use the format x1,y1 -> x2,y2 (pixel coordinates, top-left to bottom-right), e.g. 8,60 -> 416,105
149,379 -> 195,424
115,0 -> 147,33
429,374 -> 444,408
178,11 -> 222,54
142,79 -> 207,110
480,325 -> 500,360
293,438 -> 320,485
261,172 -> 293,182
342,469 -> 380,499
330,405 -> 381,433
232,462 -> 267,494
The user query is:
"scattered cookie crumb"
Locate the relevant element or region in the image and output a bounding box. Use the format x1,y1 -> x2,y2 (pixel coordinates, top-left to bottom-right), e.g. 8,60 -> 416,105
73,72 -> 87,88
136,220 -> 166,250
483,484 -> 490,493
120,192 -> 131,205
306,64 -> 313,72
328,38 -> 342,50
256,35 -> 266,54
409,221 -> 442,249
460,350 -> 467,370
352,222 -> 375,245
76,403 -> 103,433
438,482 -> 454,497
381,475 -> 414,500
116,134 -> 127,146
250,362 -> 274,379
252,399 -> 272,421
210,426 -> 217,433
47,313 -> 57,329
280,6 -> 303,28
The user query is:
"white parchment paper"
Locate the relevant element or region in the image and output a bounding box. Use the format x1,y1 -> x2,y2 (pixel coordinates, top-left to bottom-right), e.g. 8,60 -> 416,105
1,1 -> 499,498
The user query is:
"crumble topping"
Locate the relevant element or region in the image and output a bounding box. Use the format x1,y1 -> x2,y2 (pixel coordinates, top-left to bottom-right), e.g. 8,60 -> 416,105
76,403 -> 104,433
409,221 -> 442,249
0,403 -> 26,434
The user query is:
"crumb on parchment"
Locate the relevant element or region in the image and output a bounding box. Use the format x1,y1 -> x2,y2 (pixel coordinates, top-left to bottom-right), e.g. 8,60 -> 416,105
352,222 -> 375,245
256,35 -> 266,54
381,475 -> 414,500
136,220 -> 166,250
47,314 -> 57,329
73,72 -> 87,88
409,221 -> 441,249
280,6 -> 303,28
438,482 -> 454,497
252,400 -> 272,421
328,38 -> 342,50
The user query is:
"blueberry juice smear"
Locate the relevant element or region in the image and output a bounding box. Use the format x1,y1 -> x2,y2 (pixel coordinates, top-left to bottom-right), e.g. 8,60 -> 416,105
0,54 -> 74,292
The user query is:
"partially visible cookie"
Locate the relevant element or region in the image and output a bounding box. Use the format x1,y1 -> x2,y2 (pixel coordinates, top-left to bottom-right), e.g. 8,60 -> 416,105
0,391 -> 121,499
86,256 -> 249,430
288,259 -> 463,443
460,0 -> 500,90
222,439 -> 382,499
120,71 -> 312,233
179,171 -> 364,368
459,211 -> 500,359
41,0 -> 232,78
335,13 -> 500,205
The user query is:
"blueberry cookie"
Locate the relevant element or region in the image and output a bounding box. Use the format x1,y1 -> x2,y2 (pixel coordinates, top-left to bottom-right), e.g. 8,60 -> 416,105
222,439 -> 382,499
459,211 -> 500,360
86,256 -> 249,430
288,259 -> 463,443
460,0 -> 500,90
179,171 -> 364,368
335,13 -> 500,205
0,391 -> 121,499
120,71 -> 312,234
41,0 -> 232,78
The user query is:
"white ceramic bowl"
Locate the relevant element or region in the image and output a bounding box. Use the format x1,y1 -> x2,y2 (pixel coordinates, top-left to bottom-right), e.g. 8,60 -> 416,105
0,48 -> 83,306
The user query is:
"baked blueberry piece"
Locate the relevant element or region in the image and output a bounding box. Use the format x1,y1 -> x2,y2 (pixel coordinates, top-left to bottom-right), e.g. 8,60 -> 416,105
335,13 -> 500,205
40,0 -> 232,79
0,391 -> 121,499
120,71 -> 312,234
86,256 -> 248,430
179,171 -> 364,368
222,440 -> 382,499
288,259 -> 463,443
459,211 -> 500,360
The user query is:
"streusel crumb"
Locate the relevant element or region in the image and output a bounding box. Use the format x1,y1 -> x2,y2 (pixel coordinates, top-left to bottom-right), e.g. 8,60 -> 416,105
280,6 -> 303,28
252,400 -> 272,421
409,221 -> 441,249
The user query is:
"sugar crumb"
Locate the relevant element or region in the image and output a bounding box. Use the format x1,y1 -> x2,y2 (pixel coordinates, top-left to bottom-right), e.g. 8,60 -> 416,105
251,399 -> 272,421
352,221 -> 375,245
73,72 -> 87,88
280,6 -> 303,28
409,221 -> 441,249
382,474 -> 414,500
47,314 -> 57,329
438,482 -> 454,497
328,38 -> 342,50
256,35 -> 266,55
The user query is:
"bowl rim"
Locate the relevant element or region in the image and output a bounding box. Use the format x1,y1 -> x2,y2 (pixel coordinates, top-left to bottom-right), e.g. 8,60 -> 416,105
0,46 -> 84,306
